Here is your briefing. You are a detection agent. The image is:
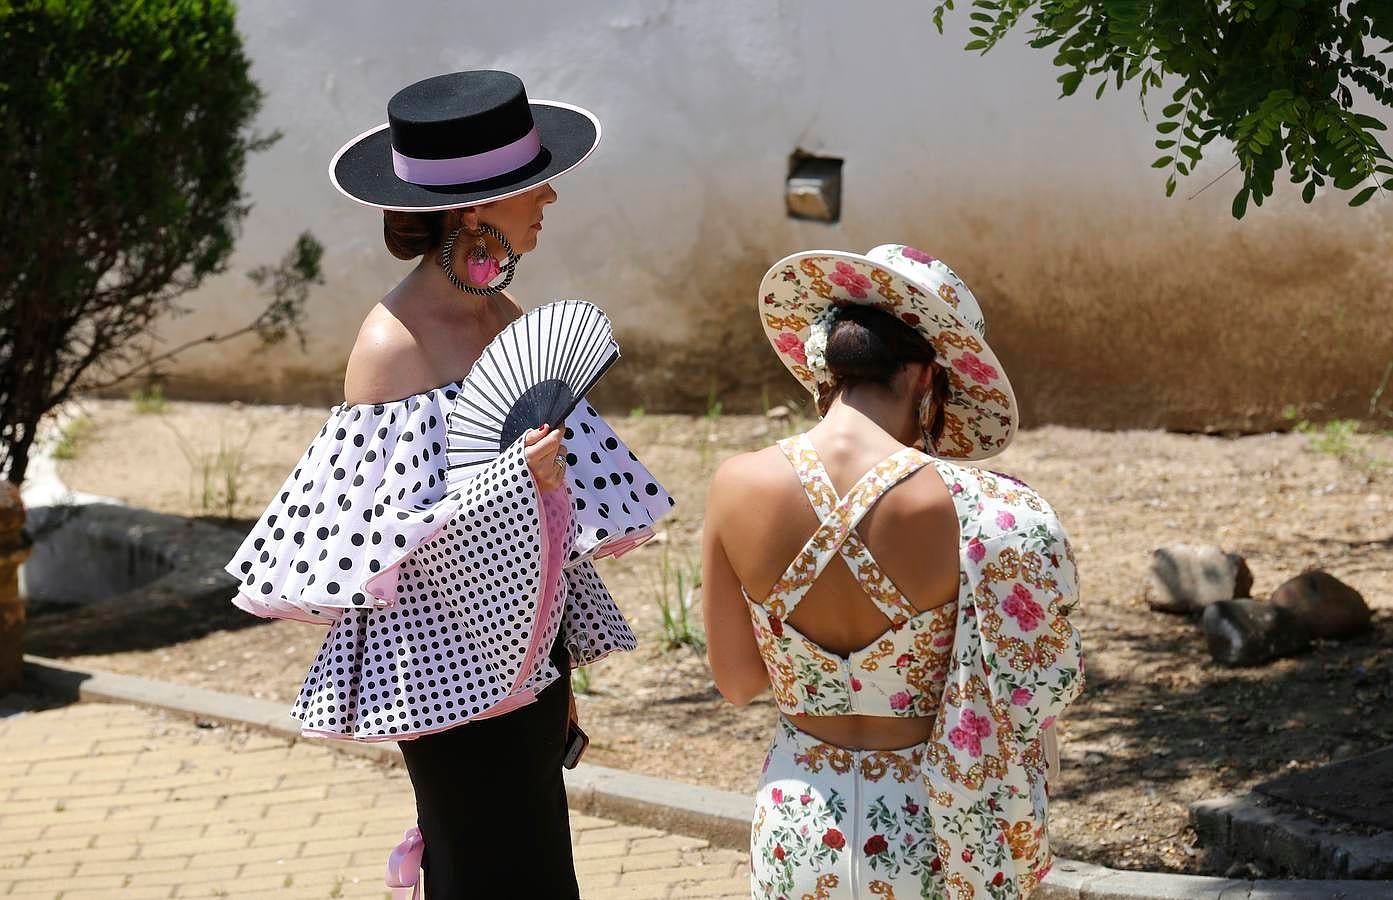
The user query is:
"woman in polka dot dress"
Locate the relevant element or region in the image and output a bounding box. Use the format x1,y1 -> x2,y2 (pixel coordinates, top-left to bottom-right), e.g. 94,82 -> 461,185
225,71 -> 672,899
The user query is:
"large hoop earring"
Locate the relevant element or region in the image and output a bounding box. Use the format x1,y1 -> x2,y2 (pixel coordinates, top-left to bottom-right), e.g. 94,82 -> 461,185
439,222 -> 519,295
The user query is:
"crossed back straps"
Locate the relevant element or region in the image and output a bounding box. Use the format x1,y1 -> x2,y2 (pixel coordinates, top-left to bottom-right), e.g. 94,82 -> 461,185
761,434 -> 931,626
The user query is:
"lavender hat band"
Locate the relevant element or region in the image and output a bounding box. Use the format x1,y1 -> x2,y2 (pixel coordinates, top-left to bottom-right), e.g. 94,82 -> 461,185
391,127 -> 542,186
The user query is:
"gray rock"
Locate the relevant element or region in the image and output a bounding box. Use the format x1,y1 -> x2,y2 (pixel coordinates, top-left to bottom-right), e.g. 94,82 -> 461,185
1202,599 -> 1311,666
1268,570 -> 1371,640
1145,545 -> 1254,614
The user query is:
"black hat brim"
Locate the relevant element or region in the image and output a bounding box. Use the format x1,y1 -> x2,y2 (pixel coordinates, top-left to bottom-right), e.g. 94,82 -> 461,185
329,100 -> 600,211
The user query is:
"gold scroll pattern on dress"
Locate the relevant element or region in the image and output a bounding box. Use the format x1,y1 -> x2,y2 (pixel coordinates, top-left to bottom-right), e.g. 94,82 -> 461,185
860,747 -> 923,784
978,547 -> 1073,673
801,873 -> 841,900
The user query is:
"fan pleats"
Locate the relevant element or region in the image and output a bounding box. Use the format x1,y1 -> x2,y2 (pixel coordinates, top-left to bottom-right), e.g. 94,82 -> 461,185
446,300 -> 620,485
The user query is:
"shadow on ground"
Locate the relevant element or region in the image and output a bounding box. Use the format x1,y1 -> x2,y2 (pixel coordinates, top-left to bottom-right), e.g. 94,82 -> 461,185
1048,608 -> 1393,867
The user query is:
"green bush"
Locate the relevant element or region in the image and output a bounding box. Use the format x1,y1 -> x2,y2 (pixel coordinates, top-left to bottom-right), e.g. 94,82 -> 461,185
0,0 -> 270,485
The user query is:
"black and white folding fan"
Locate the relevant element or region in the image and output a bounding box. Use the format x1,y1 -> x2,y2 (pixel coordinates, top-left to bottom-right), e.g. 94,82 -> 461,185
446,299 -> 620,479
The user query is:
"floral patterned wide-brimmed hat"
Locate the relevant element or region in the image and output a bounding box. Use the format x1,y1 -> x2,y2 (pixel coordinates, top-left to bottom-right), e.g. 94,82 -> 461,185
758,244 -> 1017,460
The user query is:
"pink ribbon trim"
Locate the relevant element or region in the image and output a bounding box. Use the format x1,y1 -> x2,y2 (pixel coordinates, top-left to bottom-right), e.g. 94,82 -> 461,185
386,826 -> 424,900
392,127 -> 541,186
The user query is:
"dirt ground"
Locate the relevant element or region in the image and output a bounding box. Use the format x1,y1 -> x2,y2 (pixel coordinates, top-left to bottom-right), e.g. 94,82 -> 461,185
35,397 -> 1393,875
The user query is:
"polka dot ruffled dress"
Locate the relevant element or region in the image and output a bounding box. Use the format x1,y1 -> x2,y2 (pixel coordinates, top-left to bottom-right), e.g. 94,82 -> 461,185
225,384 -> 672,740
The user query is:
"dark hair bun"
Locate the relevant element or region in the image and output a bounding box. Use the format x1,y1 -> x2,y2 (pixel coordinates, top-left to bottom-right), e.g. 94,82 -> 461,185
382,209 -> 447,260
823,304 -> 934,384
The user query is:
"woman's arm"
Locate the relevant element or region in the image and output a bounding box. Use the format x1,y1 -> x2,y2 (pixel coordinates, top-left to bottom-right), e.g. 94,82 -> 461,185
701,459 -> 770,706
1043,723 -> 1060,786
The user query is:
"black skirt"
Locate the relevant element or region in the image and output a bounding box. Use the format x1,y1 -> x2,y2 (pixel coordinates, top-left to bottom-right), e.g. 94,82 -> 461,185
398,640 -> 578,899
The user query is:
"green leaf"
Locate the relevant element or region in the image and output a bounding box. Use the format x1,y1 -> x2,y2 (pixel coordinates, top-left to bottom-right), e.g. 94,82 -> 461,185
1232,188 -> 1250,219
1350,185 -> 1377,206
1333,171 -> 1363,190
1152,156 -> 1173,168
928,0 -> 1393,218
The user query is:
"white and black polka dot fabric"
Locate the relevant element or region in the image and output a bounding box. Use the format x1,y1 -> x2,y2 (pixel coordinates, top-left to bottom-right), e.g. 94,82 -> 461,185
557,402 -> 674,562
560,559 -> 638,665
224,386 -> 667,741
227,387 -> 459,623
297,441 -> 567,738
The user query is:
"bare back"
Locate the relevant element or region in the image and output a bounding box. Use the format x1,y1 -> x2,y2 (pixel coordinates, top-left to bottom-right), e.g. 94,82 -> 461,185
710,427 -> 960,749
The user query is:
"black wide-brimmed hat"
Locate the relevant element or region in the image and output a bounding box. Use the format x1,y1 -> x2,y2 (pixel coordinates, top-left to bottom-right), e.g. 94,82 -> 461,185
330,70 -> 600,211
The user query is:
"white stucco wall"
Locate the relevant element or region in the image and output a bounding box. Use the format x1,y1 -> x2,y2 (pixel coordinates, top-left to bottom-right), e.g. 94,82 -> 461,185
155,0 -> 1393,429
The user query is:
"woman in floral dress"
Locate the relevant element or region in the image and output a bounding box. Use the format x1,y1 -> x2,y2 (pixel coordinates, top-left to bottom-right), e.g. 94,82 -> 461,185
703,245 -> 1084,899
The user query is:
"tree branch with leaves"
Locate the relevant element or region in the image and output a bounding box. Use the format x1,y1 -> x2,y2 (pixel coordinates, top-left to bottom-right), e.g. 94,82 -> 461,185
932,0 -> 1393,217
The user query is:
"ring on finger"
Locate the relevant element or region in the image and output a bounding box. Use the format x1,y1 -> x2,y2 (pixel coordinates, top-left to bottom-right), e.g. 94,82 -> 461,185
554,454 -> 567,469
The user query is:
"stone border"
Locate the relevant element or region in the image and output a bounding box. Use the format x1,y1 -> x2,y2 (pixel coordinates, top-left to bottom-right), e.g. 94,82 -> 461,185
1192,794 -> 1393,881
19,656 -> 1391,899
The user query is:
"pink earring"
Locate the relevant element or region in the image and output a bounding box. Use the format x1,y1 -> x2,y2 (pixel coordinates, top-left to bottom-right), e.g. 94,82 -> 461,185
466,230 -> 502,285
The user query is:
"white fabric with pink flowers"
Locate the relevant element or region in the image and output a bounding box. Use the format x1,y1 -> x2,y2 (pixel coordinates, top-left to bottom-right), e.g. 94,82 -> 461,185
743,432 -> 1084,898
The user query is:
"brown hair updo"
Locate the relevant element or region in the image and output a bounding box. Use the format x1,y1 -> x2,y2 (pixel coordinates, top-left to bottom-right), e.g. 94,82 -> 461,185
382,210 -> 449,260
816,304 -> 952,449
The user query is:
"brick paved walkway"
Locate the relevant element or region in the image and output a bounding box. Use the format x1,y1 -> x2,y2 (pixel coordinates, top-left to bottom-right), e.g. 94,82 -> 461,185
0,701 -> 748,899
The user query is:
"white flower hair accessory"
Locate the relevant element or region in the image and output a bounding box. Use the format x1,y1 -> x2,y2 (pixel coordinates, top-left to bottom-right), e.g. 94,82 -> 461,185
802,304 -> 842,379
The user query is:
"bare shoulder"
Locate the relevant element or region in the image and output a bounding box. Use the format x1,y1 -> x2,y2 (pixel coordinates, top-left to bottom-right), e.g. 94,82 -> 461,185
867,456 -> 959,528
709,445 -> 791,505
342,305 -> 433,405
907,461 -> 960,512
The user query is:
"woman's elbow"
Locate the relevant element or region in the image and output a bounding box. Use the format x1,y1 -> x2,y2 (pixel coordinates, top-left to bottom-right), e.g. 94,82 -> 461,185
711,666 -> 768,707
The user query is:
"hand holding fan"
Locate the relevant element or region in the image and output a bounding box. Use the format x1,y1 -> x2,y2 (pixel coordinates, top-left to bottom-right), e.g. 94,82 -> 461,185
446,299 -> 619,480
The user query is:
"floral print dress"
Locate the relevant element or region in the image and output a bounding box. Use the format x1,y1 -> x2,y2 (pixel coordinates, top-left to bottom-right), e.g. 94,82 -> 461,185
747,436 -> 1083,899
